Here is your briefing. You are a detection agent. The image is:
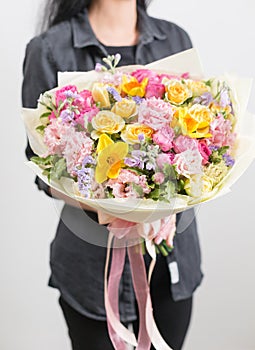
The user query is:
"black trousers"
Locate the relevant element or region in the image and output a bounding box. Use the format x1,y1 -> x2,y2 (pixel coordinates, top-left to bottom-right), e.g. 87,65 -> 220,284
59,256 -> 193,350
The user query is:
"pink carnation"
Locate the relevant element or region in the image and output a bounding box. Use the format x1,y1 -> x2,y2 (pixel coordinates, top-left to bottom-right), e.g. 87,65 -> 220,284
107,169 -> 151,198
62,128 -> 93,176
152,125 -> 175,152
173,135 -> 198,154
210,115 -> 235,148
43,119 -> 71,155
138,97 -> 173,130
174,149 -> 202,178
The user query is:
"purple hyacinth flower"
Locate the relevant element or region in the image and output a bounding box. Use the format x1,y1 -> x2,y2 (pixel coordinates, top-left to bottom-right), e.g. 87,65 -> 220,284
60,109 -> 76,124
132,96 -> 144,105
124,157 -> 144,169
106,86 -> 122,102
223,154 -> 235,167
82,155 -> 96,166
64,90 -> 79,99
138,133 -> 145,142
194,92 -> 213,106
209,145 -> 219,152
220,89 -> 231,108
95,63 -> 104,72
146,162 -> 155,171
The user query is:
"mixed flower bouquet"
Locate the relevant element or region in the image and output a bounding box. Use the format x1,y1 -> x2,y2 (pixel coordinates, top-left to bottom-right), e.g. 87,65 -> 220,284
22,49 -> 255,350
23,49 -> 254,221
32,56 -> 236,203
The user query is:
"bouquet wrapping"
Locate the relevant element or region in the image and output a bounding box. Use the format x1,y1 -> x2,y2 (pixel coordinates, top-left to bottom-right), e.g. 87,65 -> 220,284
22,49 -> 255,349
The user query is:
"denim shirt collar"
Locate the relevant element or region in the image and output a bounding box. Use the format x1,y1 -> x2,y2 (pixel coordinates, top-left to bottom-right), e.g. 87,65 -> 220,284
71,6 -> 167,49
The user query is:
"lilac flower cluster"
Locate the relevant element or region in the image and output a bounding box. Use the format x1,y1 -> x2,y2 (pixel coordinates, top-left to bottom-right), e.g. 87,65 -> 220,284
76,156 -> 96,198
193,92 -> 213,106
106,86 -> 122,102
223,153 -> 235,167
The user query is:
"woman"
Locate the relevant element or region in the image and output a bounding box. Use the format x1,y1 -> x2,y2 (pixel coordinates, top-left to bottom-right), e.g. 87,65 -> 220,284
22,1 -> 203,349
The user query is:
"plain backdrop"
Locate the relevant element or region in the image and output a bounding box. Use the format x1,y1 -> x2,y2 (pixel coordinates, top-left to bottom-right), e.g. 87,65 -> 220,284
1,0 -> 255,349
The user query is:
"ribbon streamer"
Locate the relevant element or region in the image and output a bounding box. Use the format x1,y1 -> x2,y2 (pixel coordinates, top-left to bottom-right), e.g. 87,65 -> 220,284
104,218 -> 175,350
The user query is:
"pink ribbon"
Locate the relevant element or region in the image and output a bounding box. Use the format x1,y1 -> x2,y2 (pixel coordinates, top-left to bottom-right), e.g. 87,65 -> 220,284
104,217 -> 175,350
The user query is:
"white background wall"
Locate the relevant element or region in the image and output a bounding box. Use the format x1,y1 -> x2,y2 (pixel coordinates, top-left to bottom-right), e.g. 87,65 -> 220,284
1,0 -> 255,349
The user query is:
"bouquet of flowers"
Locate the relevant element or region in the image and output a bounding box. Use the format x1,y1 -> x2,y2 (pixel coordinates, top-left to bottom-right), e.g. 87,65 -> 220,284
22,49 -> 255,350
23,50 -> 255,221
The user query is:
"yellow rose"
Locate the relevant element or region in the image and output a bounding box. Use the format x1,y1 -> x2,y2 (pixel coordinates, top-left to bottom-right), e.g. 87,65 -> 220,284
186,79 -> 210,97
121,75 -> 148,97
184,174 -> 214,197
121,123 -> 154,144
178,104 -> 213,138
92,83 -> 110,108
165,80 -> 192,105
111,99 -> 137,119
91,111 -> 125,137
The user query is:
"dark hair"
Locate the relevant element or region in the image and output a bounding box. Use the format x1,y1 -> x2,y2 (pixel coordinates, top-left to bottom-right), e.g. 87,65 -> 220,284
41,0 -> 151,31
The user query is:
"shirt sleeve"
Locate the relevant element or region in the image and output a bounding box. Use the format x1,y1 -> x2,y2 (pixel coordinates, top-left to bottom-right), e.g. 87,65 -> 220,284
22,35 -> 58,197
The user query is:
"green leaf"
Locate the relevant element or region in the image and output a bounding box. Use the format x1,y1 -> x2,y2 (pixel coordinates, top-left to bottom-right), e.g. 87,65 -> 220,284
148,188 -> 160,200
86,122 -> 94,134
218,146 -> 229,156
164,181 -> 176,200
35,125 -> 47,135
163,163 -> 175,179
31,155 -> 53,167
50,158 -> 68,181
132,184 -> 144,197
40,112 -> 51,119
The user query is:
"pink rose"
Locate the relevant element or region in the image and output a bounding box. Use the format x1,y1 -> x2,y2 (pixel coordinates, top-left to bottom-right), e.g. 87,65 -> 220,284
152,125 -> 175,152
138,97 -> 173,130
173,135 -> 198,154
145,82 -> 165,99
198,140 -> 212,165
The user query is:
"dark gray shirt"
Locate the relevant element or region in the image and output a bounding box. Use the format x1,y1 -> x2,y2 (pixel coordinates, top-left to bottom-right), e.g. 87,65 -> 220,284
22,7 -> 203,322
